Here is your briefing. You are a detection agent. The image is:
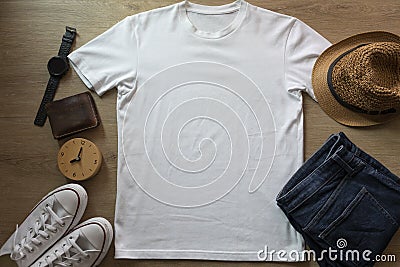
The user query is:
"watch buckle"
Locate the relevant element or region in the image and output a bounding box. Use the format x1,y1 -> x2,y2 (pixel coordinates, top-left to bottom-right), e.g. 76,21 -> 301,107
66,26 -> 77,33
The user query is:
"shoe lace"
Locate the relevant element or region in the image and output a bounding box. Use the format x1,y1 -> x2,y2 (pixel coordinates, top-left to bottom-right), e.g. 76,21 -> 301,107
38,237 -> 100,267
10,204 -> 71,261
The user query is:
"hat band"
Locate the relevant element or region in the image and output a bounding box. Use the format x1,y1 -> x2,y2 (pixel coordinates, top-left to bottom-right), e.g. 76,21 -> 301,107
327,44 -> 397,115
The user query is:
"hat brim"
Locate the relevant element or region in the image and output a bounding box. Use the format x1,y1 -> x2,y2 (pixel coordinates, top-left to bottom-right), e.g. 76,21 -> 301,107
312,31 -> 400,127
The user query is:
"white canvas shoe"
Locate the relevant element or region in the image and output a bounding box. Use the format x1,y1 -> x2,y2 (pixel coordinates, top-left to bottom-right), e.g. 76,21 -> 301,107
0,183 -> 88,267
30,217 -> 113,267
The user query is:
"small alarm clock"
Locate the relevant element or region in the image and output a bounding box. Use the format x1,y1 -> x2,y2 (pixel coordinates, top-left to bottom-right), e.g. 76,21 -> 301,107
57,138 -> 102,181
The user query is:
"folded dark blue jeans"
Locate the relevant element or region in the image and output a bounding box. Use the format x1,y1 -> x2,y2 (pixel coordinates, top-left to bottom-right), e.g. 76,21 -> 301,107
276,132 -> 400,267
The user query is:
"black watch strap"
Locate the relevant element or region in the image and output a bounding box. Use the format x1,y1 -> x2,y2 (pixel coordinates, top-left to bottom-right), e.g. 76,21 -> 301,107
34,76 -> 61,126
34,26 -> 77,127
58,26 -> 77,59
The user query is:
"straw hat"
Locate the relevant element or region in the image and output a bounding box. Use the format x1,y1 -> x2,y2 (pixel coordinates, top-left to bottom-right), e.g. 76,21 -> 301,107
312,31 -> 400,126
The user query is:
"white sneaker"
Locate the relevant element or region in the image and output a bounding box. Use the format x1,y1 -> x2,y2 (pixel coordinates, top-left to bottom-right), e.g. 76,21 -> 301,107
0,183 -> 88,267
30,217 -> 113,267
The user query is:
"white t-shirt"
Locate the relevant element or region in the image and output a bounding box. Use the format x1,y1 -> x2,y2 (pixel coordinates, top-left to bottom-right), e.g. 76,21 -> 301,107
68,0 -> 330,261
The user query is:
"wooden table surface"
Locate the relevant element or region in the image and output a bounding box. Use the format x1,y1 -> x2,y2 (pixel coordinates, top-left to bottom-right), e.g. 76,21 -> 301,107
0,0 -> 399,266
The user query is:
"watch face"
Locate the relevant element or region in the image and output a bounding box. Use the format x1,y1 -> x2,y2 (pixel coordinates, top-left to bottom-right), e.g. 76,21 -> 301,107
47,56 -> 68,76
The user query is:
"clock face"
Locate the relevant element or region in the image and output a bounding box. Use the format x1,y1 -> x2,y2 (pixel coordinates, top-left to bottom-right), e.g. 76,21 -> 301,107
57,138 -> 102,181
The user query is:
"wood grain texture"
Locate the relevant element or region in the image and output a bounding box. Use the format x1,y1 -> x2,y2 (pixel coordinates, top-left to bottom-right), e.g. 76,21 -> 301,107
0,0 -> 399,266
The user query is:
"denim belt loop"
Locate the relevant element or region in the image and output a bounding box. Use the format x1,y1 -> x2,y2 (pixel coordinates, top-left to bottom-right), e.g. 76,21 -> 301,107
331,153 -> 355,174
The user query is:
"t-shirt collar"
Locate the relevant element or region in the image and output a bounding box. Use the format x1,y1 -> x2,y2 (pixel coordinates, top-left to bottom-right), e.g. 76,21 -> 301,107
179,0 -> 248,39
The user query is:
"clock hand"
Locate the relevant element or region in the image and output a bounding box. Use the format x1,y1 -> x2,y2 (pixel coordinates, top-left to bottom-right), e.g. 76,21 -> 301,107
70,158 -> 79,163
70,147 -> 83,163
77,147 -> 83,159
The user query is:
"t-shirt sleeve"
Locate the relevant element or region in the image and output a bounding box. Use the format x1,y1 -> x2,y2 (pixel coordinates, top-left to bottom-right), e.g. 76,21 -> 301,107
68,16 -> 138,96
284,19 -> 331,100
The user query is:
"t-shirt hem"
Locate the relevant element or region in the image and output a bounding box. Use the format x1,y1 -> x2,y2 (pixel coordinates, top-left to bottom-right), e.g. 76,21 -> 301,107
114,249 -> 306,262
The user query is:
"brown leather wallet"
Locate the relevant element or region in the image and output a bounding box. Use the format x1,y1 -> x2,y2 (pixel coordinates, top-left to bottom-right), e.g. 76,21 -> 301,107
45,92 -> 101,139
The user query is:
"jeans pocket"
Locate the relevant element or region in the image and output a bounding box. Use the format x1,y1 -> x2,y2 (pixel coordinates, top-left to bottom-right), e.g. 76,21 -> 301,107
319,187 -> 398,265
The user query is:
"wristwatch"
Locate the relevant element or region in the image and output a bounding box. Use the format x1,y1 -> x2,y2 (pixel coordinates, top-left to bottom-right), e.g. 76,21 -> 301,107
34,26 -> 77,126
